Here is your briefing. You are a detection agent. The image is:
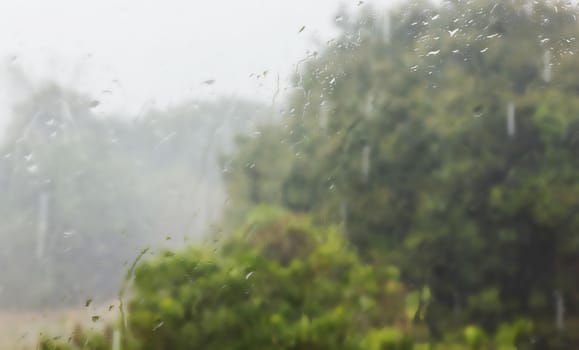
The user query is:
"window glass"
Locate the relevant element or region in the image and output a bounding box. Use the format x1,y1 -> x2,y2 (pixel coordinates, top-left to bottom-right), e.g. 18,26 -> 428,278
0,0 -> 578,349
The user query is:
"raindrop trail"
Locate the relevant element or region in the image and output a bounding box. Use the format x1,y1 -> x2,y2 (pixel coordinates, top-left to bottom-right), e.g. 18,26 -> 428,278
118,247 -> 150,341
507,102 -> 516,137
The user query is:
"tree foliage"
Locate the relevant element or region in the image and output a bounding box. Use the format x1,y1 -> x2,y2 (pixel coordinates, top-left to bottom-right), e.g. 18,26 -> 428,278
126,207 -> 411,350
31,0 -> 579,348
223,0 -> 579,345
40,208 -> 539,350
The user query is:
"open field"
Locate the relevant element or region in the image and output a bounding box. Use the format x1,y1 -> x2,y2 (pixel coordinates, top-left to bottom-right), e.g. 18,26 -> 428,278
0,302 -> 119,350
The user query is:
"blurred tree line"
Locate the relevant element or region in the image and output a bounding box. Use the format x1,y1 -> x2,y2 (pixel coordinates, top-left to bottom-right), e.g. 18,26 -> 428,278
0,79 -> 266,307
220,0 -> 579,347
35,0 -> 579,348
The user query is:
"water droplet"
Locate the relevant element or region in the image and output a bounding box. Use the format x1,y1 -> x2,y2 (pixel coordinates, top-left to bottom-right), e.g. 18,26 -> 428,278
543,50 -> 552,83
152,321 -> 164,331
448,28 -> 459,37
245,272 -> 254,280
473,105 -> 485,118
361,145 -> 371,183
480,47 -> 489,53
410,65 -> 418,72
426,50 -> 440,57
507,101 -> 516,137
63,231 -> 74,237
486,33 -> 499,39
26,164 -> 38,174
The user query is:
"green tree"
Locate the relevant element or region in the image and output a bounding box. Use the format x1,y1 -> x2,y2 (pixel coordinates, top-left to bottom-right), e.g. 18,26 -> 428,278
223,0 -> 579,345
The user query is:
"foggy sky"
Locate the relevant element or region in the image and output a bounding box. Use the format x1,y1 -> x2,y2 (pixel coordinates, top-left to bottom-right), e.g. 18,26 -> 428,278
0,0 -> 396,132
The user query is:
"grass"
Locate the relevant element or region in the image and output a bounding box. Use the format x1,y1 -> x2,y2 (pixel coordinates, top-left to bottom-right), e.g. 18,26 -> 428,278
0,301 -> 119,350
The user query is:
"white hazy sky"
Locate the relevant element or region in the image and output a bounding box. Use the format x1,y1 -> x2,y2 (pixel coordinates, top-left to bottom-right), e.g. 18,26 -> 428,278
0,0 -> 399,127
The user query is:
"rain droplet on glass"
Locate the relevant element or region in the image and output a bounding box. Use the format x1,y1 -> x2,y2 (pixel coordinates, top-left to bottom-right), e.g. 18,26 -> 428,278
152,321 -> 164,331
361,145 -> 371,183
473,105 -> 485,118
507,101 -> 516,137
542,50 -> 552,83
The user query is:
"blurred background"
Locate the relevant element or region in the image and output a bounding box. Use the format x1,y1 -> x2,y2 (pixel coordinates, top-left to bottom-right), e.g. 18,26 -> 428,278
1,0 -> 579,349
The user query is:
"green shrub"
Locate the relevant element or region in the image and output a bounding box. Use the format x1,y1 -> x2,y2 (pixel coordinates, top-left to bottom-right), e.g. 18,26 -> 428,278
126,207 -> 410,350
38,325 -> 112,350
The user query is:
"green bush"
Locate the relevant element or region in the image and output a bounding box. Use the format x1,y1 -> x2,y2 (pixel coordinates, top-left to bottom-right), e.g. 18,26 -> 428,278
38,325 -> 112,350
40,209 -> 544,350
126,207 -> 410,350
